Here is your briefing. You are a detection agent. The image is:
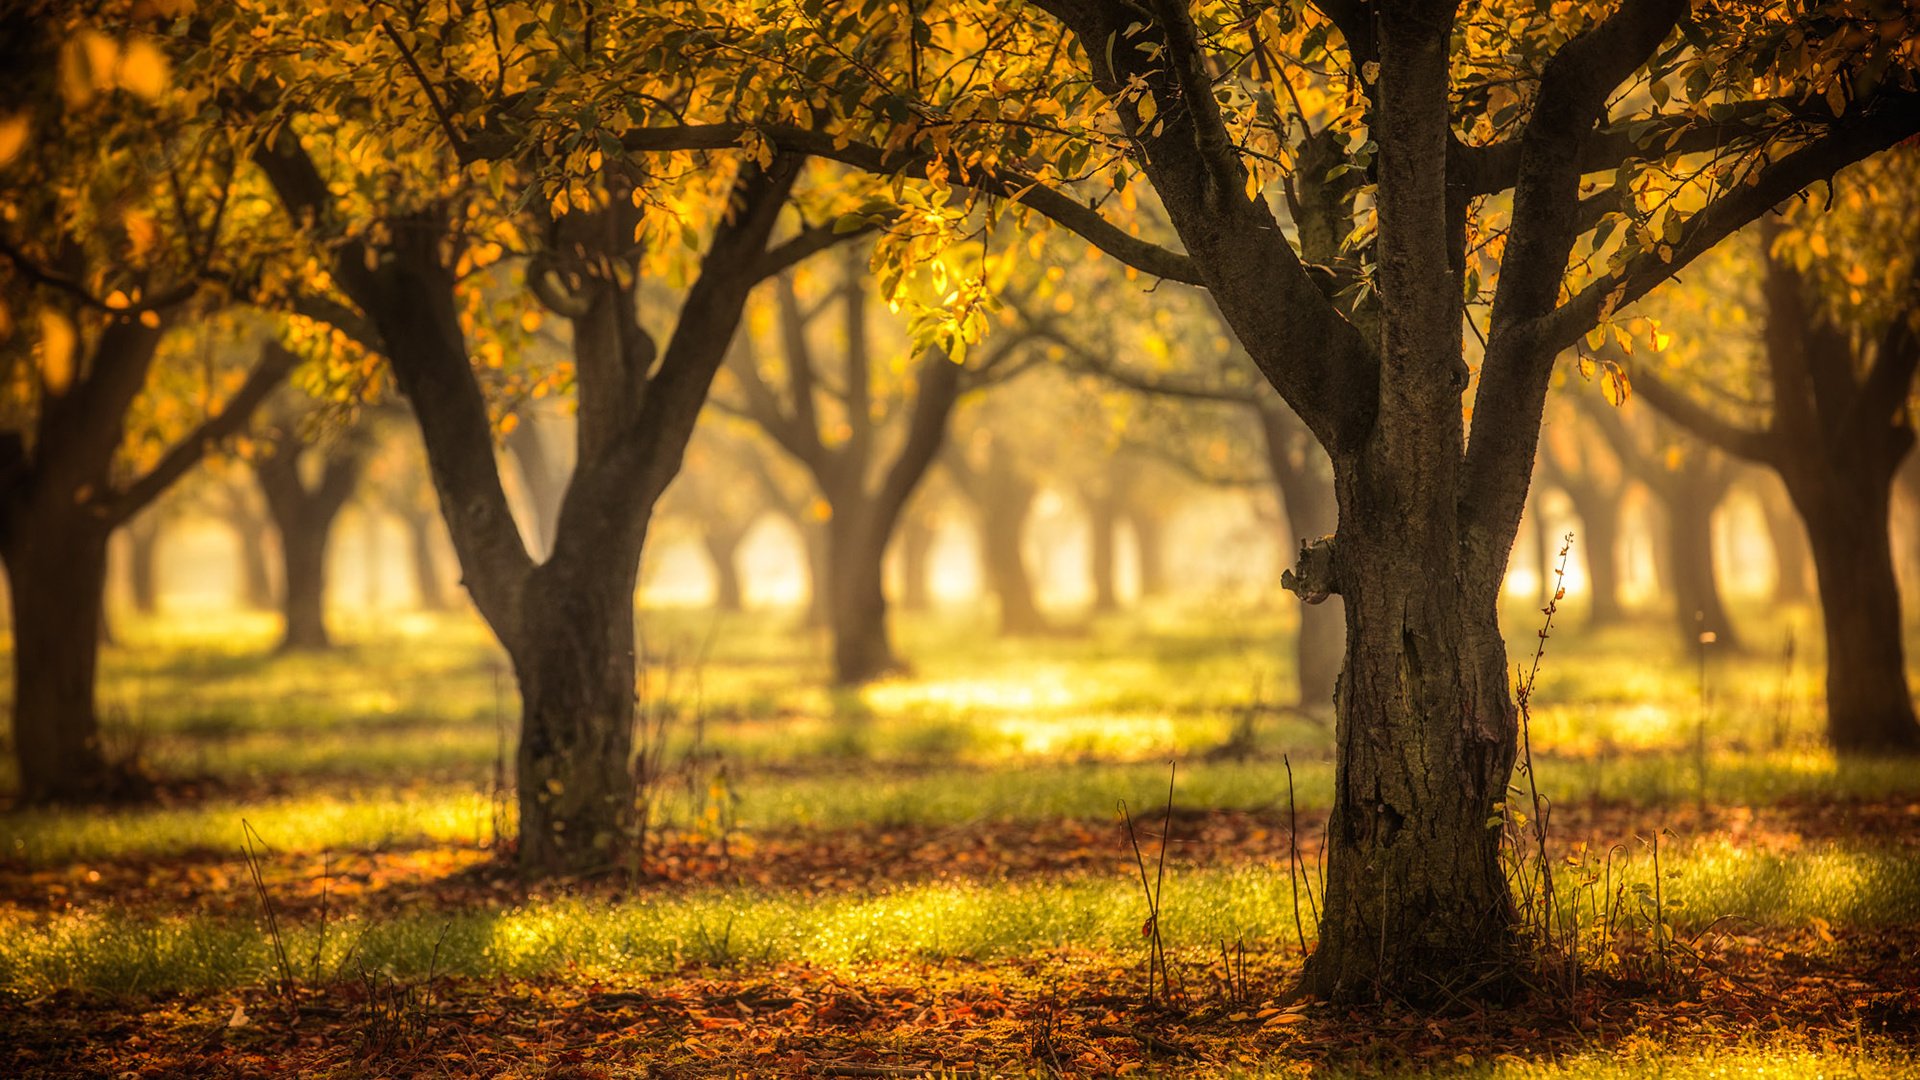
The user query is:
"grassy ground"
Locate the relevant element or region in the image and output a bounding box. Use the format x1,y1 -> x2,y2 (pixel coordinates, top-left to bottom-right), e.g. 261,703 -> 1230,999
2,597 -> 1918,1077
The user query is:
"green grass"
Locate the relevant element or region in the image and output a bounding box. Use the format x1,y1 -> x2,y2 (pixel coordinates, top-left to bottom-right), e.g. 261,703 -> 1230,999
4,843 -> 1917,997
7,747 -> 1920,865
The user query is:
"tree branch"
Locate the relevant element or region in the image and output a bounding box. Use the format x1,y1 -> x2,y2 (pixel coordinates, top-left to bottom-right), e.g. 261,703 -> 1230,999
108,340 -> 300,523
1625,362 -> 1779,466
1537,90 -> 1920,357
618,124 -> 1201,285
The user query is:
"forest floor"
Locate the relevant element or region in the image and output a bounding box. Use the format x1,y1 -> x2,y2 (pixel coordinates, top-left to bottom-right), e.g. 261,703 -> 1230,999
2,601 -> 1919,1078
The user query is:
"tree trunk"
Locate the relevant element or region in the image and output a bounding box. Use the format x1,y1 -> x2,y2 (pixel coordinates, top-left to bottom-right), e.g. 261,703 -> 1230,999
226,504 -> 276,610
255,439 -> 363,652
826,506 -> 899,683
278,521 -> 333,650
1663,478 -> 1741,654
802,518 -> 831,628
510,554 -> 641,874
1557,479 -> 1624,628
3,523 -> 121,803
979,480 -> 1048,636
124,517 -> 162,615
1758,482 -> 1813,606
400,505 -> 450,611
1087,488 -> 1119,614
1300,498 -> 1518,1001
1127,508 -> 1166,599
896,511 -> 934,613
1787,469 -> 1920,753
702,526 -> 746,613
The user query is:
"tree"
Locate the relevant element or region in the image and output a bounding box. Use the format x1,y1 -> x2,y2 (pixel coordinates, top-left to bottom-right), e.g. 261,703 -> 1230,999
204,472 -> 278,610
715,249 -> 1034,679
656,421 -> 778,613
1037,310 -> 1343,708
1631,206 -> 1920,752
363,428 -> 456,612
251,408 -> 368,651
121,505 -> 170,616
943,419 -> 1055,636
257,127 -> 852,874
1580,392 -> 1744,652
0,13 -> 296,800
634,0 -> 1920,998
1536,400 -> 1630,627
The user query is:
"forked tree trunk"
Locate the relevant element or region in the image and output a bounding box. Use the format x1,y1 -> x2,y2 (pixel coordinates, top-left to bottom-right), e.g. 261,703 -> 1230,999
256,444 -> 361,653
1786,466 -> 1920,752
978,481 -> 1048,636
510,553 -> 642,871
825,506 -> 899,683
701,526 -> 747,613
3,522 -> 120,803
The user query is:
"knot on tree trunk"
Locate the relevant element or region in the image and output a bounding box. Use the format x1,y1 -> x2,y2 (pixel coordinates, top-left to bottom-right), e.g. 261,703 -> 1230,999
1282,534 -> 1340,604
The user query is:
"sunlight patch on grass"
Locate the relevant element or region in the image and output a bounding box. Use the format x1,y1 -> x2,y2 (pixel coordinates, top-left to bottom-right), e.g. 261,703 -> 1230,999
0,867 -> 1306,995
0,788 -> 496,865
5,847 -> 1918,997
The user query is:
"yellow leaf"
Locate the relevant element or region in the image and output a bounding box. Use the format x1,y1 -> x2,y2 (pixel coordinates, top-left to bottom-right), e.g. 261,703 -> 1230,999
36,308 -> 77,395
520,310 -> 543,333
118,38 -> 169,100
0,113 -> 28,167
